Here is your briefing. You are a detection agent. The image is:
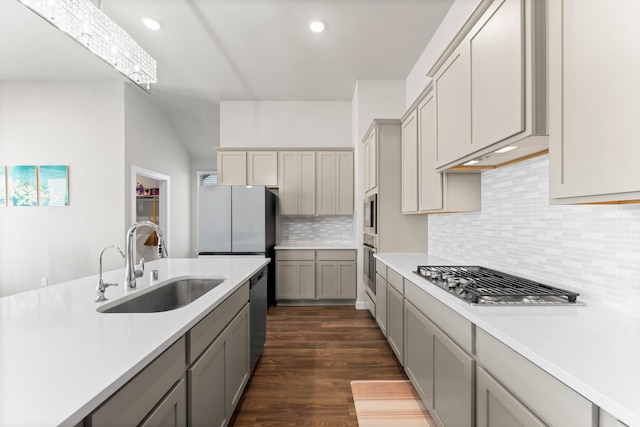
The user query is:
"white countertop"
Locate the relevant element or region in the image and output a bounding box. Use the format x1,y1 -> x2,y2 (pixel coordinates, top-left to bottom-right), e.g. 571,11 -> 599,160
275,241 -> 358,250
375,253 -> 640,427
0,256 -> 270,427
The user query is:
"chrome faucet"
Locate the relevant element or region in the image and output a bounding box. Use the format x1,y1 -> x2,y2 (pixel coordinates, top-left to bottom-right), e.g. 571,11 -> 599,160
124,220 -> 168,290
96,245 -> 125,302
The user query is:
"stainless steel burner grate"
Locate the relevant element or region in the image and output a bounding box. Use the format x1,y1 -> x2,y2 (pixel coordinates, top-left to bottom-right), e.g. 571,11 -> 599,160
414,266 -> 580,305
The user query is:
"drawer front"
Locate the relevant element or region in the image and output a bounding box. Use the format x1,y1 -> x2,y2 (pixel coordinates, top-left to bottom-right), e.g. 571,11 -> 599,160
276,250 -> 316,261
188,282 -> 249,364
476,328 -> 595,427
90,336 -> 186,427
375,260 -> 387,279
316,250 -> 356,261
364,290 -> 376,317
386,268 -> 403,294
404,279 -> 473,354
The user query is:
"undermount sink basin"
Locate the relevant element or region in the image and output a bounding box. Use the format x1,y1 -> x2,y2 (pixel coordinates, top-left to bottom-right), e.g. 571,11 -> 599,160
98,278 -> 226,313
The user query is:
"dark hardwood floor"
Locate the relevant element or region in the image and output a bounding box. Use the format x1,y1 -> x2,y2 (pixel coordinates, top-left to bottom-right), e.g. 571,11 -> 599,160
229,306 -> 407,426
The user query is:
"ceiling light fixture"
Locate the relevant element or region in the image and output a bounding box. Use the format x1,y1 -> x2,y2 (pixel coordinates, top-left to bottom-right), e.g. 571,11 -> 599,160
463,160 -> 480,166
141,16 -> 162,31
309,19 -> 326,33
18,0 -> 157,91
494,146 -> 517,154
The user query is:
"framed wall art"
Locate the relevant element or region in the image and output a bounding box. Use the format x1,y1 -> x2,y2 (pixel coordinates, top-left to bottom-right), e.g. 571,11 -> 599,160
7,165 -> 37,207
39,165 -> 69,206
0,166 -> 6,206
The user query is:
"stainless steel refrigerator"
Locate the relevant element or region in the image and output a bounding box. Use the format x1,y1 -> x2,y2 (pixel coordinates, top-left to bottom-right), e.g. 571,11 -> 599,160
197,185 -> 276,304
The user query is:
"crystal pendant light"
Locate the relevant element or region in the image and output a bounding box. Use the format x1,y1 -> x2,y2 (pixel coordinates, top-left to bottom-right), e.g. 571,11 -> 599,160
18,0 -> 157,91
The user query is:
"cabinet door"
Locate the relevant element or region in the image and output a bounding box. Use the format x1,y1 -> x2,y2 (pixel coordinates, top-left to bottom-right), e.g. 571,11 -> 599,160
298,152 -> 316,215
386,285 -> 404,365
470,0 -> 524,151
247,151 -> 277,186
404,301 -> 434,408
477,368 -> 546,427
375,274 -> 387,337
549,0 -> 640,203
401,110 -> 419,213
316,261 -> 338,298
336,151 -> 354,215
188,334 -> 226,427
298,260 -> 316,299
316,152 -> 337,215
364,129 -> 377,192
140,379 -> 187,427
276,261 -> 297,299
336,261 -> 356,299
217,151 -> 247,186
417,92 -> 443,212
431,325 -> 475,427
435,43 -> 471,168
278,152 -> 299,215
225,304 -> 250,417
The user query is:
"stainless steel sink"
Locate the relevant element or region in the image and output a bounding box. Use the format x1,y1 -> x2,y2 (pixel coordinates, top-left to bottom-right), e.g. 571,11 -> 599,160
97,278 -> 225,313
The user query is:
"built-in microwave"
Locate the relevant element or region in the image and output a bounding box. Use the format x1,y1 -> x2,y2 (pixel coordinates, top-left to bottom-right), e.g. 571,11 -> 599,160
363,193 -> 377,235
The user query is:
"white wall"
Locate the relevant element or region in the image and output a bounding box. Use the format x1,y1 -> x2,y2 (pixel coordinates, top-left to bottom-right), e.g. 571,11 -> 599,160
351,80 -> 406,306
0,82 -> 126,297
124,85 -> 192,259
220,101 -> 352,148
405,0 -> 482,108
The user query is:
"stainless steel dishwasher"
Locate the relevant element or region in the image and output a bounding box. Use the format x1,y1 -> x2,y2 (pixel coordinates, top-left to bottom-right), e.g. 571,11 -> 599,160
249,266 -> 268,373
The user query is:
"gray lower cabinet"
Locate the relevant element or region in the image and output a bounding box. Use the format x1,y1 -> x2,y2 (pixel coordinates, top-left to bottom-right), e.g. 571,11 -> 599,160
375,273 -> 387,336
431,318 -> 475,427
88,337 -> 187,427
188,303 -> 250,427
386,284 -> 404,365
476,367 -> 545,427
140,378 -> 187,427
402,296 -> 474,427
316,260 -> 356,299
88,282 -> 252,427
404,301 -> 433,407
276,250 -> 356,301
276,260 -> 316,299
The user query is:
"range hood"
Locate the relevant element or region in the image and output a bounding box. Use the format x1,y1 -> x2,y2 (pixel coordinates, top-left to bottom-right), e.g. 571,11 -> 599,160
437,135 -> 549,173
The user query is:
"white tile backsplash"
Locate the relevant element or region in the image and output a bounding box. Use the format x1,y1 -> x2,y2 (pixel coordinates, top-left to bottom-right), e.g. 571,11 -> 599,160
428,154 -> 640,316
281,216 -> 355,243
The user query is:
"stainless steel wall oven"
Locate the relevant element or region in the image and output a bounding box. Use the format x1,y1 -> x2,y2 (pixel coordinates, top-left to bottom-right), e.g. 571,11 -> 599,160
363,234 -> 376,296
363,193 -> 377,235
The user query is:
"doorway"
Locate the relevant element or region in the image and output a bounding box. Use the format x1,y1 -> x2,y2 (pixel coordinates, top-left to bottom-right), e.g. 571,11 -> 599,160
131,166 -> 170,262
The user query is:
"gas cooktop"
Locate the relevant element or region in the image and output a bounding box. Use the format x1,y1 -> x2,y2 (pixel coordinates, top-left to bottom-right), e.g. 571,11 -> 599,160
414,266 -> 580,305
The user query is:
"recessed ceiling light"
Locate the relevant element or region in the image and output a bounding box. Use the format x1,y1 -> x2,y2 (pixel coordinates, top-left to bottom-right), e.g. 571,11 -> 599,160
309,19 -> 326,33
494,146 -> 517,154
141,16 -> 162,31
463,160 -> 480,166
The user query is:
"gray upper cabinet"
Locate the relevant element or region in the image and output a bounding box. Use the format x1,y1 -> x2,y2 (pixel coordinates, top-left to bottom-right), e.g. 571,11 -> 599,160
278,151 -> 316,215
431,0 -> 547,171
548,0 -> 640,204
469,0 -> 525,151
216,150 -> 277,186
401,110 -> 419,213
217,151 -> 247,186
434,42 -> 471,169
401,87 -> 481,215
316,151 -> 354,215
363,128 -> 378,194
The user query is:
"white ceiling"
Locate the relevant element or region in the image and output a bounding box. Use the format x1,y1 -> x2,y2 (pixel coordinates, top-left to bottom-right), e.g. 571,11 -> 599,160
0,0 -> 454,159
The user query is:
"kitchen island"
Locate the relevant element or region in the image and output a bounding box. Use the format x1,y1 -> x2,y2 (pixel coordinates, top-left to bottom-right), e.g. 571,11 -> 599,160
0,256 -> 269,427
375,253 -> 640,427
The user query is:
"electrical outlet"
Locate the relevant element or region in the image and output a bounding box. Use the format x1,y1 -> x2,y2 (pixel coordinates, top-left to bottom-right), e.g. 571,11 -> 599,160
41,277 -> 48,287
